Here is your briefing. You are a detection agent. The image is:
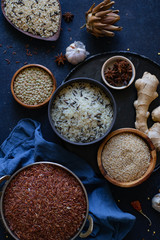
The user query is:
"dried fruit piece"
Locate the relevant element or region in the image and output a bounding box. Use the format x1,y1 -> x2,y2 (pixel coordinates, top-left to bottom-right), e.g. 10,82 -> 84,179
81,0 -> 122,37
131,200 -> 152,226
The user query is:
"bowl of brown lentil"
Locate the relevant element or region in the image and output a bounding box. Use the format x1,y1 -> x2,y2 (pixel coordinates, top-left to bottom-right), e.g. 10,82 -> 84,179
97,128 -> 157,188
0,162 -> 93,240
101,55 -> 136,90
11,64 -> 56,109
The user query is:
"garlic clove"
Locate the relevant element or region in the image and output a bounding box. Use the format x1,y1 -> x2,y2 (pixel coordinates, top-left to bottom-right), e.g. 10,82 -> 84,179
152,193 -> 160,212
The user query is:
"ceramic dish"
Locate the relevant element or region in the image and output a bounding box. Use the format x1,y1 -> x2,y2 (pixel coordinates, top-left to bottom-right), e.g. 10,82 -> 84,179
11,64 -> 56,109
1,0 -> 61,41
97,128 -> 157,188
101,55 -> 136,90
0,162 -> 93,240
48,77 -> 117,146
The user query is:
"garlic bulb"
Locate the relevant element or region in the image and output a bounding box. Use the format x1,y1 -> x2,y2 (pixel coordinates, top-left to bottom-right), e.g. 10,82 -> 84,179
65,41 -> 89,65
152,193 -> 160,212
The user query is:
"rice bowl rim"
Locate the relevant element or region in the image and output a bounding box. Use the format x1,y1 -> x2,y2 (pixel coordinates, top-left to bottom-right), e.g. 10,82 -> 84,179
48,77 -> 117,146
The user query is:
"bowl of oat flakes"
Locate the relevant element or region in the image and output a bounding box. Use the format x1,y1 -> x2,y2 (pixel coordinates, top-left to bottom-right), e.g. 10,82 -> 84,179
48,77 -> 117,145
97,128 -> 157,187
11,64 -> 56,109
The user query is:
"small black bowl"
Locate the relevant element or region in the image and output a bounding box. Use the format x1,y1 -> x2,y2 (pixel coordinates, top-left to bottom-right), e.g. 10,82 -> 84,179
48,77 -> 117,146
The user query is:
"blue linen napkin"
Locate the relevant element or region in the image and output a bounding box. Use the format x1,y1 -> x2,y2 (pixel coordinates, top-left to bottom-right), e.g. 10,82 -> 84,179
0,119 -> 135,240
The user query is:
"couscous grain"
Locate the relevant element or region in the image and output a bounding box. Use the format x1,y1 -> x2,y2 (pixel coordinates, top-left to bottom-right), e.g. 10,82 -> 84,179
101,133 -> 151,182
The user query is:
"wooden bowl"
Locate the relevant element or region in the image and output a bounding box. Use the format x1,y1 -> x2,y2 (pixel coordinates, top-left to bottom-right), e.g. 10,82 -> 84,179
97,128 -> 157,188
1,0 -> 61,41
101,55 -> 136,90
11,64 -> 56,109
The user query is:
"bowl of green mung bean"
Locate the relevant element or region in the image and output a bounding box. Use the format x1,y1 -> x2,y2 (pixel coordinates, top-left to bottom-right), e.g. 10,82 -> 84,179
11,64 -> 56,109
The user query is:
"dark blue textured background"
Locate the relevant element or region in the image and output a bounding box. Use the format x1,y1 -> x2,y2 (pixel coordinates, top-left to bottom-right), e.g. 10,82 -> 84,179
1,0 -> 160,239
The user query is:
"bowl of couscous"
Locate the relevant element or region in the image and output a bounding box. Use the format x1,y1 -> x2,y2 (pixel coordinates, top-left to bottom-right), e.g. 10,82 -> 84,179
11,64 -> 56,109
48,77 -> 117,146
97,128 -> 157,187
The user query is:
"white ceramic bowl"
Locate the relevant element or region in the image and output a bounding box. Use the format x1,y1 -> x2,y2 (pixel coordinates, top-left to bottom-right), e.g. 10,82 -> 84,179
101,55 -> 136,90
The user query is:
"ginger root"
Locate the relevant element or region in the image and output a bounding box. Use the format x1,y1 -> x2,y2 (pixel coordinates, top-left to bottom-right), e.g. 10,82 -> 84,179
148,123 -> 160,151
134,72 -> 160,151
151,106 -> 160,122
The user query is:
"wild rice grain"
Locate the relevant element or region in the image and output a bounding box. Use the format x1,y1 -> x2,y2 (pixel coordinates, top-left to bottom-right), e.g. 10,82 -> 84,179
4,0 -> 60,38
51,82 -> 113,143
102,133 -> 151,182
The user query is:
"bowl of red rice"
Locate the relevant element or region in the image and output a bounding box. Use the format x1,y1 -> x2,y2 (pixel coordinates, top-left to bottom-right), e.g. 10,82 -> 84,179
0,162 -> 93,240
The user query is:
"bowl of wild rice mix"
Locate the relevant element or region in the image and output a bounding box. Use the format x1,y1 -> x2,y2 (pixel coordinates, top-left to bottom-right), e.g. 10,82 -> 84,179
1,0 -> 61,40
48,77 -> 117,145
11,64 -> 56,109
0,162 -> 93,240
97,128 -> 157,187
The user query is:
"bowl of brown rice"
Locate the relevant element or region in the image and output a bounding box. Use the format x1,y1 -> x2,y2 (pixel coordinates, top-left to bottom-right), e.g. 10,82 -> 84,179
97,128 -> 157,187
0,162 -> 93,240
11,64 -> 56,109
48,77 -> 117,145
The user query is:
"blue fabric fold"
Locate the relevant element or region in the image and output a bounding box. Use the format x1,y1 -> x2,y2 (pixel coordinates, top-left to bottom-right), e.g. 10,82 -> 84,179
0,119 -> 135,240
